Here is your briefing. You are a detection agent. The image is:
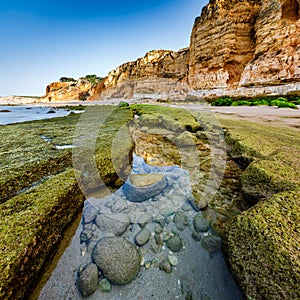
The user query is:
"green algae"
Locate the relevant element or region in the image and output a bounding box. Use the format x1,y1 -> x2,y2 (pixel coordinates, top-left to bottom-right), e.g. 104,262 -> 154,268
131,104 -> 202,132
0,169 -> 84,300
1,104 -> 299,299
0,114 -> 81,202
219,116 -> 300,299
223,189 -> 300,299
0,106 -> 135,299
220,117 -> 300,203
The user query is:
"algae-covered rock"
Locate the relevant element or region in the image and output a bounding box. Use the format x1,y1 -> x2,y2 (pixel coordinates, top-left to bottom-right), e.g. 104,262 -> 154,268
223,188 -> 300,299
159,259 -> 172,274
77,263 -> 99,297
0,169 -> 84,300
173,211 -> 189,231
241,160 -> 296,205
201,235 -> 222,254
220,117 -> 300,299
92,237 -> 141,285
166,235 -> 183,252
98,278 -> 111,292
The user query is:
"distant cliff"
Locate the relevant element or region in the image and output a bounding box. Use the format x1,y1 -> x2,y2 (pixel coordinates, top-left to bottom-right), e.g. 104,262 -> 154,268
41,0 -> 300,101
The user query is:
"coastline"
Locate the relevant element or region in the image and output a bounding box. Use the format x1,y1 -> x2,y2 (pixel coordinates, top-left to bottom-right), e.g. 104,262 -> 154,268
1,95 -> 299,130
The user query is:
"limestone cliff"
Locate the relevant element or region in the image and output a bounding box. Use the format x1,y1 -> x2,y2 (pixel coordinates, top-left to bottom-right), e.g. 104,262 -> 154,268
240,0 -> 300,86
188,0 -> 261,90
89,48 -> 189,100
41,79 -> 92,102
42,0 -> 300,101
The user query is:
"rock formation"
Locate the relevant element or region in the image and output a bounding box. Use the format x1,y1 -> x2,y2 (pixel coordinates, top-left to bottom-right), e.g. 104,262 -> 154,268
41,79 -> 92,102
89,48 -> 189,100
42,0 -> 300,101
240,0 -> 300,86
188,0 -> 261,90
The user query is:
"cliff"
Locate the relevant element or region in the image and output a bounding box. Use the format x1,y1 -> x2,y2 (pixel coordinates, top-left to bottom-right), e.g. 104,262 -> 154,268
42,0 -> 300,101
89,48 -> 189,100
188,0 -> 261,90
41,79 -> 93,102
240,0 -> 300,86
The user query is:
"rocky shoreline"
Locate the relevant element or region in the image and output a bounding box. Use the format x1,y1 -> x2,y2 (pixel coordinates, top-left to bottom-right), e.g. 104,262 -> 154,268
0,104 -> 299,299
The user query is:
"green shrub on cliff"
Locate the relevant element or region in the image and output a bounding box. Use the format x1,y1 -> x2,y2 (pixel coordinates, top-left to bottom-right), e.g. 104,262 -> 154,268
59,77 -> 76,82
83,74 -> 104,85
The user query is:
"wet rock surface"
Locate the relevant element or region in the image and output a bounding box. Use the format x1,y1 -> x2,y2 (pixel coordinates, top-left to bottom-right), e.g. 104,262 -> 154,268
38,109 -> 246,300
92,237 -> 141,285
67,154 -> 243,299
76,263 -> 98,297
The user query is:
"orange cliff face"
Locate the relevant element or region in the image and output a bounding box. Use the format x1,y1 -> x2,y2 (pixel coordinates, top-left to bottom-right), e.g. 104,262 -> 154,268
40,79 -> 93,102
187,0 -> 262,90
88,48 -> 190,100
41,0 -> 300,102
240,0 -> 300,86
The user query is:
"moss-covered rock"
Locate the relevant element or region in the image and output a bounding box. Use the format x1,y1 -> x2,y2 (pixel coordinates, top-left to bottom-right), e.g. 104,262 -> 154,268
0,106 -> 136,299
220,117 -> 300,299
223,189 -> 300,299
221,118 -> 300,204
0,169 -> 84,300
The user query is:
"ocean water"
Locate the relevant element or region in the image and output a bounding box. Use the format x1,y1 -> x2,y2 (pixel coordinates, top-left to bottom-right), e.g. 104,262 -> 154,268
0,105 -> 77,125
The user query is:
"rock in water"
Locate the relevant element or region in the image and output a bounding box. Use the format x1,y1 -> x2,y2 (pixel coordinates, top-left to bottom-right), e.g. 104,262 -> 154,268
173,211 -> 189,231
92,237 -> 141,285
135,228 -> 150,246
77,263 -> 98,297
201,235 -> 222,254
193,214 -> 209,232
166,235 -> 183,252
123,173 -> 167,202
98,278 -> 111,292
95,213 -> 130,236
159,259 -> 172,274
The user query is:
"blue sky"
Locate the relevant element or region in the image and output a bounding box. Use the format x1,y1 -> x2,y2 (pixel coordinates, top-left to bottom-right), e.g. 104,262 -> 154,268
0,0 -> 206,96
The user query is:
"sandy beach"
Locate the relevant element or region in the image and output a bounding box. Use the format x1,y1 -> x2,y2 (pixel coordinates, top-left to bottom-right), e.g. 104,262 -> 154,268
2,96 -> 299,129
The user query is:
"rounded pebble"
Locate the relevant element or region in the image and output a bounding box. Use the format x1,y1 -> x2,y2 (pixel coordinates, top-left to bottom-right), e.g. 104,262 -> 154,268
168,255 -> 178,266
77,263 -> 98,297
166,235 -> 183,252
135,228 -> 150,246
193,214 -> 210,232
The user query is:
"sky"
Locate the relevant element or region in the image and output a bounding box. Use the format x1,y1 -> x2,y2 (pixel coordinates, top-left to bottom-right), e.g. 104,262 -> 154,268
0,0 -> 207,96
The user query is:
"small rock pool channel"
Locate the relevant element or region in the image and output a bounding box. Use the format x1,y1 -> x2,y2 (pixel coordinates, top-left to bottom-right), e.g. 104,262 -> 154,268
37,108 -> 249,300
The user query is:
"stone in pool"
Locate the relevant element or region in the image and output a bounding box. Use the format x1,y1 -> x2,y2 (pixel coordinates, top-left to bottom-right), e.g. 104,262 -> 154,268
92,237 -> 141,285
77,263 -> 98,297
123,173 -> 167,202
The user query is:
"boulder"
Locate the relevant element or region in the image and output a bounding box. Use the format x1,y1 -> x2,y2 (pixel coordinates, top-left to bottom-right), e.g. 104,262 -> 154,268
92,237 -> 141,285
123,173 -> 167,202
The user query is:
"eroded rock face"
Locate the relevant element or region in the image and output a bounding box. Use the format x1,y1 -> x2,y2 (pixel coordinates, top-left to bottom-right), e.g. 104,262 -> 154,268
41,79 -> 92,102
240,0 -> 300,86
89,49 -> 189,100
188,0 -> 262,90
